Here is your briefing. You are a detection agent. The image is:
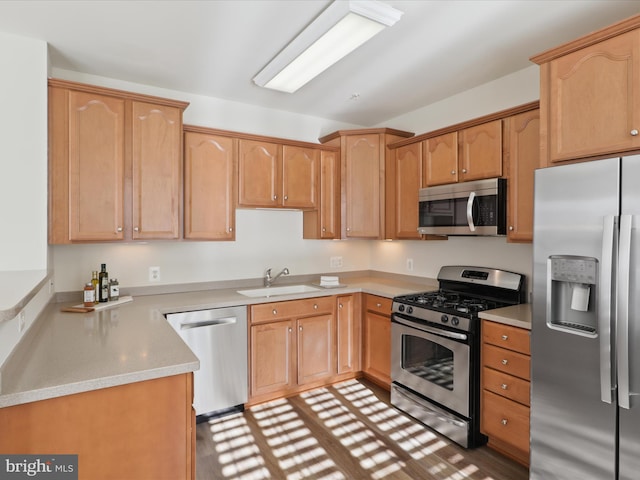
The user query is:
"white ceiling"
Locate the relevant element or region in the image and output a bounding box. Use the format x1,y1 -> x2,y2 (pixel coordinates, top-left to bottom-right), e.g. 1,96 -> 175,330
0,0 -> 639,126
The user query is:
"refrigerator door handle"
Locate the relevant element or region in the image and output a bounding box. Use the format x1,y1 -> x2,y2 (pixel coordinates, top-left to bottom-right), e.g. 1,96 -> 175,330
618,214 -> 632,409
466,192 -> 476,232
600,215 -> 617,404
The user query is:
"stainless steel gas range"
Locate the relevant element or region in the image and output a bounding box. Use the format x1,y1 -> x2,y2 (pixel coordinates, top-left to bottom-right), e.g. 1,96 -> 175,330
390,266 -> 526,448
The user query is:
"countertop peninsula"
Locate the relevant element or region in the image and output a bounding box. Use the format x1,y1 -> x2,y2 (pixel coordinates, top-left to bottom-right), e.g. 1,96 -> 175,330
0,274 -> 436,408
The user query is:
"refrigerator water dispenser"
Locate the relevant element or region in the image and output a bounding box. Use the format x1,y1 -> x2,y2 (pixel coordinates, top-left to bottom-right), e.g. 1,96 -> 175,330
547,255 -> 598,336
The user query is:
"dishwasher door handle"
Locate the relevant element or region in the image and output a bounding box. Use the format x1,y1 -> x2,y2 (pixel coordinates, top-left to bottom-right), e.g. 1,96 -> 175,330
180,316 -> 237,330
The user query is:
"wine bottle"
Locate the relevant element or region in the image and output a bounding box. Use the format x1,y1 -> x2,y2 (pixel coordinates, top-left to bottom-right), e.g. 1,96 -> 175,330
98,263 -> 109,303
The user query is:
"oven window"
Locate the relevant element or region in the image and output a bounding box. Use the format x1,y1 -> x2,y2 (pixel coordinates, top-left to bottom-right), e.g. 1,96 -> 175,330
402,334 -> 454,390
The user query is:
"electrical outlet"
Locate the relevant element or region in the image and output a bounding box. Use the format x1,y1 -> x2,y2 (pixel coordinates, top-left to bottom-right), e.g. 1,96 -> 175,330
149,266 -> 161,282
18,311 -> 26,333
330,256 -> 343,268
406,258 -> 414,271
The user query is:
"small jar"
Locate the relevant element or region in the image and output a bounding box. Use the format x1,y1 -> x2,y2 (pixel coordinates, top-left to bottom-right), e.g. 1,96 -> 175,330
109,278 -> 120,301
83,283 -> 96,307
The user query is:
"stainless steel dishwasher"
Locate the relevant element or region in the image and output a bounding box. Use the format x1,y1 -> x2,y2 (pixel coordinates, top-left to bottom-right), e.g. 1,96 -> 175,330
166,305 -> 247,419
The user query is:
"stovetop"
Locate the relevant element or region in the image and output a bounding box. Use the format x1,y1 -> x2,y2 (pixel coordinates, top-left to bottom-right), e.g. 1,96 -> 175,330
391,266 -> 526,334
395,290 -> 511,317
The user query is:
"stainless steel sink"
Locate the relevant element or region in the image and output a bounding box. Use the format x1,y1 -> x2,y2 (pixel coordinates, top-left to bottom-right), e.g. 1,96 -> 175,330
237,285 -> 321,298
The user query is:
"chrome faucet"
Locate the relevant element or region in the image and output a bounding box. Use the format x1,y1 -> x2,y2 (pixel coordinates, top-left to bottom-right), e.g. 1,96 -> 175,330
264,267 -> 290,287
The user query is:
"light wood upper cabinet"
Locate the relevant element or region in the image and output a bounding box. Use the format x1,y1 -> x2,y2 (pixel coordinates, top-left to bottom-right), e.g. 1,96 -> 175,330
65,90 -> 125,241
132,101 -> 182,239
459,120 -> 503,181
238,139 -> 281,208
48,79 -> 188,244
303,149 -> 340,239
505,109 -> 540,243
320,128 -> 414,239
238,140 -> 318,209
282,145 -> 319,209
424,132 -> 459,186
532,17 -> 640,163
183,129 -> 237,240
389,142 -> 423,239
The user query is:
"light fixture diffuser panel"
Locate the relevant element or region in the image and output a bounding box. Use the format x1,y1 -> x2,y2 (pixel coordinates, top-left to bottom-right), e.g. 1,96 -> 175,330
253,0 -> 403,93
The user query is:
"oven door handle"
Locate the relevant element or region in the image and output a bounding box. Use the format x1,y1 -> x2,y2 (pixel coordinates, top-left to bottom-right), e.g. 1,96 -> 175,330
466,191 -> 476,232
392,315 -> 468,341
393,386 -> 467,428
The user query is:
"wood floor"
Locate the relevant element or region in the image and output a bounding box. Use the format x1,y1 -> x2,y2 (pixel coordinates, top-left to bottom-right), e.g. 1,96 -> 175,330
196,379 -> 529,480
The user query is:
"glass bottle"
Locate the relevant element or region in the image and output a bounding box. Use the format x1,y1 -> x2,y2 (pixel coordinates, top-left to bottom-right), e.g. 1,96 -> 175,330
109,278 -> 120,301
91,271 -> 99,305
83,282 -> 96,307
99,263 -> 109,303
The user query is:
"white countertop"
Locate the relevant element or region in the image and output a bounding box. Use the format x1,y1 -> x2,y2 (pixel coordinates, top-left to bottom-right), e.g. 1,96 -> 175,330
0,275 -> 434,408
479,303 -> 532,330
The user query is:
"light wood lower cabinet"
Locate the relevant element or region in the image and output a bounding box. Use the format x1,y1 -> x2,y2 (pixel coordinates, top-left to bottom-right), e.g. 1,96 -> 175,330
249,296 -> 336,404
0,374 -> 195,480
362,294 -> 392,388
336,294 -> 360,375
481,320 -> 531,467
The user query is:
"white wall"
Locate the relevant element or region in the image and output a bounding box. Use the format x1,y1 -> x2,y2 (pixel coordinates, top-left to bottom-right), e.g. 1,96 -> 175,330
0,32 -> 48,270
51,66 -> 539,293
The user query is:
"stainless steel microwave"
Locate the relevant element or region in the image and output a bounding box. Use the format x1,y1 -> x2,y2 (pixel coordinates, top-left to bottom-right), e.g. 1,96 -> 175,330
418,178 -> 507,236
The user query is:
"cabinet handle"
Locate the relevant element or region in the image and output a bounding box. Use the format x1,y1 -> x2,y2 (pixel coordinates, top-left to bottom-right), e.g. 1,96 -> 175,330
272,309 -> 277,315
313,304 -> 318,309
339,303 -> 343,309
509,226 -> 514,231
376,303 -> 382,308
501,334 -> 509,340
229,227 -> 233,233
284,195 -> 288,201
273,195 -> 278,200
501,359 -> 508,365
501,419 -> 508,426
501,383 -> 508,390
462,168 -> 467,174
631,129 -> 639,136
134,227 -> 139,232
299,326 -> 303,331
288,327 -> 292,333
451,170 -> 456,175
322,227 -> 326,232
116,227 -> 123,232
346,227 -> 351,232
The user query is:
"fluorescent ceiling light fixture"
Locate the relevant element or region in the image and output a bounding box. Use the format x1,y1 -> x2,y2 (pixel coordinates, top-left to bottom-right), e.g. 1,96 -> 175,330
253,0 -> 403,93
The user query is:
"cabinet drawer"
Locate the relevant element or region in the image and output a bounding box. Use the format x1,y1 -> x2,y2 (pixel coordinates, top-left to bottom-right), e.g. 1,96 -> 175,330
483,367 -> 530,406
482,390 -> 530,455
365,295 -> 392,315
483,343 -> 530,380
483,321 -> 530,354
251,296 -> 334,324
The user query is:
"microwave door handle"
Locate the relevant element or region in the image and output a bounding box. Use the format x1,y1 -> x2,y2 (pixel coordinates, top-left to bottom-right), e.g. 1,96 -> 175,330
466,192 -> 476,232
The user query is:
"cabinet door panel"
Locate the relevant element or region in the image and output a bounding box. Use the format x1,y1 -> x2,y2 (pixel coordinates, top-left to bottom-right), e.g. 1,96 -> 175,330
460,120 -> 502,181
68,91 -> 125,241
424,132 -> 458,186
238,139 -> 280,207
337,295 -> 359,374
297,314 -> 335,385
345,134 -> 381,238
394,143 -> 422,239
251,321 -> 294,397
184,132 -> 236,240
132,102 -> 182,239
319,150 -> 339,238
548,29 -> 640,161
506,110 -> 539,242
282,145 -> 318,209
363,310 -> 391,386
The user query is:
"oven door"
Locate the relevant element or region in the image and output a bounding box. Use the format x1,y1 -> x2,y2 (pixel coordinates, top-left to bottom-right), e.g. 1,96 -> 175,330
391,314 -> 470,417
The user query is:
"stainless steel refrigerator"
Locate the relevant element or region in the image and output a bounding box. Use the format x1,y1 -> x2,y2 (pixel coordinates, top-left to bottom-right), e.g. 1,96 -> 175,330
531,156 -> 640,479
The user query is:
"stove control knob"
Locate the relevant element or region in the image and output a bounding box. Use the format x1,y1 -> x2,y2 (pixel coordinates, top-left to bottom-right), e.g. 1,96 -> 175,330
398,304 -> 405,312
407,306 -> 414,314
451,317 -> 460,326
441,314 -> 449,323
